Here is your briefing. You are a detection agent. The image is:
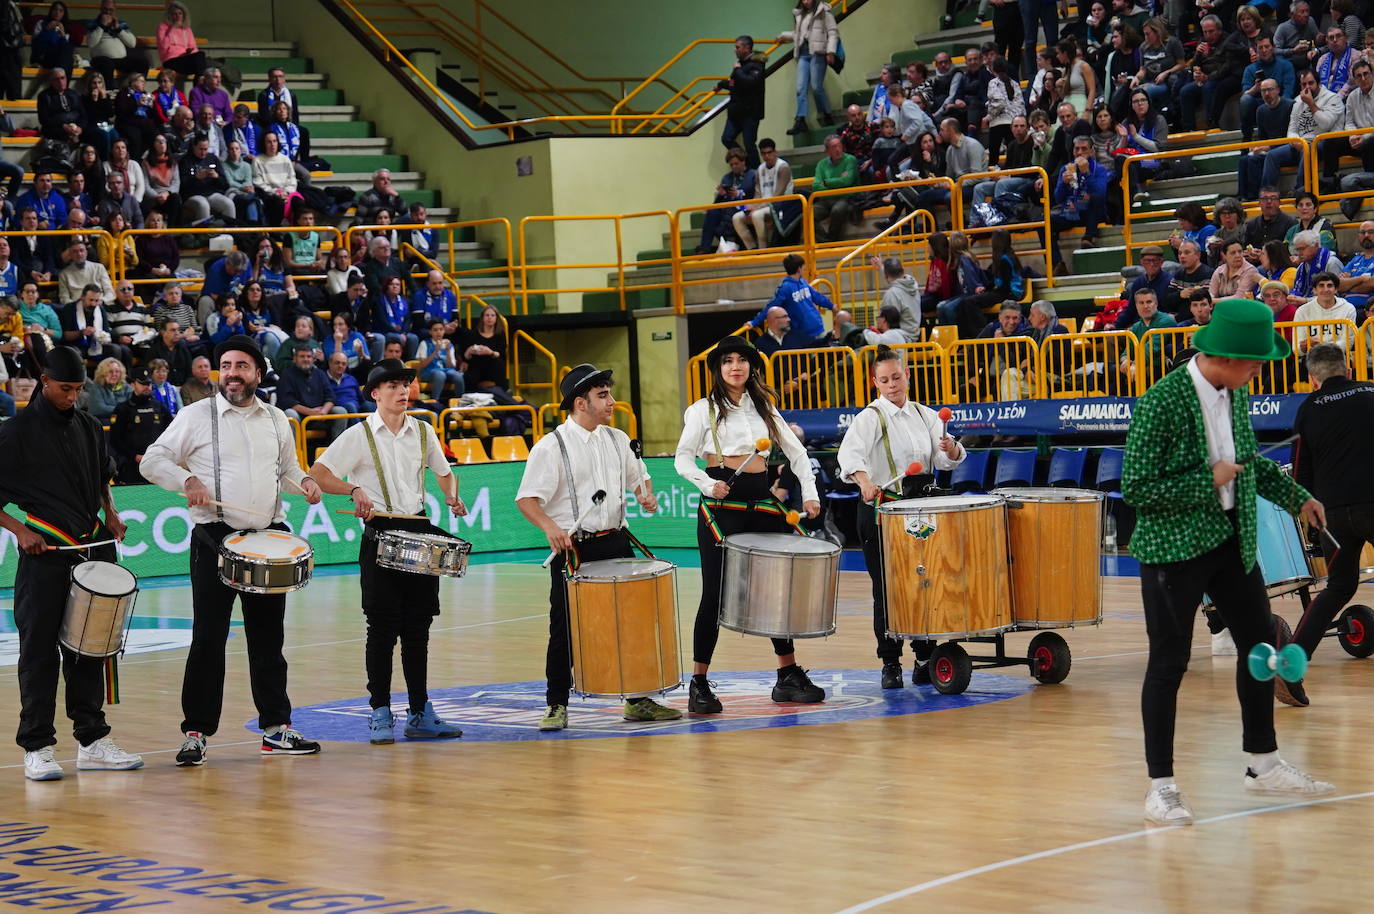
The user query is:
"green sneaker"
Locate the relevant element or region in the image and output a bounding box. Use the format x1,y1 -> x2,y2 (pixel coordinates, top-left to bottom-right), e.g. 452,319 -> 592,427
538,704 -> 568,731
622,697 -> 684,722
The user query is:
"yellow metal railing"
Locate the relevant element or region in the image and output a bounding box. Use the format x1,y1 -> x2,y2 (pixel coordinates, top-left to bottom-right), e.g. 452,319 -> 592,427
344,218 -> 516,302
511,328 -> 558,406
518,211 -> 674,314
1309,126 -> 1374,211
958,166 -> 1053,297
852,342 -> 948,406
438,404 -> 541,443
1040,331 -> 1140,398
115,225 -> 343,292
946,337 -> 1041,402
0,228 -> 114,293
685,325 -> 755,403
831,208 -> 936,327
671,193 -> 811,314
766,347 -> 859,411
296,409 -> 438,467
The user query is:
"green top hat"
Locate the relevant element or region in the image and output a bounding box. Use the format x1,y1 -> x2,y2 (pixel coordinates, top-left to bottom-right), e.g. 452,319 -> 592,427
1191,297 -> 1291,362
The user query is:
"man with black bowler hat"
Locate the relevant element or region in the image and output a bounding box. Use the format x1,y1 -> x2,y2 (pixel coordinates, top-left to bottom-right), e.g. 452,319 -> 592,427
0,345 -> 143,780
309,358 -> 467,745
516,363 -> 679,732
140,334 -> 325,765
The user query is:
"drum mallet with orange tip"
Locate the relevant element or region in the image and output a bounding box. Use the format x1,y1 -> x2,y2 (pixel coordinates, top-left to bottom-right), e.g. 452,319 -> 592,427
723,437 -> 773,489
937,407 -> 953,438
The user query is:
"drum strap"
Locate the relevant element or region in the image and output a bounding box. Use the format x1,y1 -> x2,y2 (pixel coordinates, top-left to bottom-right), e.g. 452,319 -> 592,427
23,514 -> 100,547
698,497 -> 788,544
866,405 -> 900,488
707,401 -> 724,463
551,426 -> 581,529
361,417 -> 429,515
209,403 -> 224,521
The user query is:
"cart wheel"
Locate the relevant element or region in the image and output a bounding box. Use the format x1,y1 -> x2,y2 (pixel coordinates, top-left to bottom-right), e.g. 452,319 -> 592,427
1338,605 -> 1374,659
1028,631 -> 1072,684
928,642 -> 973,695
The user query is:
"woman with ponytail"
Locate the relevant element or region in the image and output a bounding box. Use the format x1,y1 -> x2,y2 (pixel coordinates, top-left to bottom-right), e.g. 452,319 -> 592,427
673,335 -> 824,713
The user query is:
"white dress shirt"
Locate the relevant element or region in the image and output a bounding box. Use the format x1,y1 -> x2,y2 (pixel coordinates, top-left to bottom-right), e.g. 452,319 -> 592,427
1187,356 -> 1236,511
838,396 -> 965,495
674,396 -> 818,501
516,418 -> 648,534
140,393 -> 308,529
316,413 -> 451,516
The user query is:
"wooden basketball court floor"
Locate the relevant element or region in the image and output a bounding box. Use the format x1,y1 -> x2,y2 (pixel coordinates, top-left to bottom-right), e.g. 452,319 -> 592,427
1,558 -> 1371,914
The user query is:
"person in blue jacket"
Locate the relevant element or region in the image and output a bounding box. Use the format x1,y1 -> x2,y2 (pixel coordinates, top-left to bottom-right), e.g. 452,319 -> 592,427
750,253 -> 834,345
1048,134 -> 1110,274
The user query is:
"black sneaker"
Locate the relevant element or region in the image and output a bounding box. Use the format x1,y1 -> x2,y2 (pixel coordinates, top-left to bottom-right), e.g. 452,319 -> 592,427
912,660 -> 931,686
881,662 -> 904,689
772,667 -> 825,704
261,728 -> 322,755
1275,677 -> 1310,708
688,678 -> 723,714
175,731 -> 207,767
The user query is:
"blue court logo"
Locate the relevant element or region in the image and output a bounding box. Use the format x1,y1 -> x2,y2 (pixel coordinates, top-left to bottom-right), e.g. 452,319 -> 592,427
275,669 -> 1036,743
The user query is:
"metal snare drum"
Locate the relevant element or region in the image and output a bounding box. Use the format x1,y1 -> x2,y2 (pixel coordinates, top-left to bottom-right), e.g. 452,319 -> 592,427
218,530 -> 314,594
374,530 -> 472,577
719,532 -> 841,638
62,561 -> 139,657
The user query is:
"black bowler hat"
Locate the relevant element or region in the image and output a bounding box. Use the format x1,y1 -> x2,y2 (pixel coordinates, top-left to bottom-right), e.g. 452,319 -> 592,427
213,334 -> 268,376
43,346 -> 87,384
559,363 -> 614,412
705,334 -> 765,372
363,357 -> 417,397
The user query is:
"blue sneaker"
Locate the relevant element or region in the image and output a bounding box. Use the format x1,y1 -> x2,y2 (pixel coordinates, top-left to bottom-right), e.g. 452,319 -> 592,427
369,707 -> 395,745
403,701 -> 462,739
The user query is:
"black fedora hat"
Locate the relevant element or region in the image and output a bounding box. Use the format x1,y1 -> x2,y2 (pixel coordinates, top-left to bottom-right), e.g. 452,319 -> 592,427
559,363 -> 614,412
363,358 -> 418,397
705,334 -> 765,372
213,334 -> 268,376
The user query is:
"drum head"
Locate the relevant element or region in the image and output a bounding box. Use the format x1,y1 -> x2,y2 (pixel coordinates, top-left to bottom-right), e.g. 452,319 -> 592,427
574,558 -> 674,581
71,561 -> 136,597
223,530 -> 312,561
723,532 -> 840,556
991,486 -> 1104,503
879,494 -> 1005,515
383,531 -> 465,546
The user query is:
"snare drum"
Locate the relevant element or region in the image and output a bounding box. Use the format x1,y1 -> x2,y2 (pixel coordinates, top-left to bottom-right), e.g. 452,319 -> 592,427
375,530 -> 471,577
1254,495 -> 1313,597
567,558 -> 681,698
878,495 -> 1012,640
218,530 -> 314,594
992,487 -> 1104,628
719,533 -> 841,638
61,561 -> 138,657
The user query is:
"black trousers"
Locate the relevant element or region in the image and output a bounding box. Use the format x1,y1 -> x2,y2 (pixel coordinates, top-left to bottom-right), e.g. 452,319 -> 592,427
856,502 -> 935,664
546,530 -> 634,706
14,544 -> 115,751
1140,532 -> 1277,778
1320,136 -> 1374,177
360,517 -> 443,714
182,524 -> 292,736
693,468 -> 797,665
88,49 -> 152,86
1293,502 -> 1374,658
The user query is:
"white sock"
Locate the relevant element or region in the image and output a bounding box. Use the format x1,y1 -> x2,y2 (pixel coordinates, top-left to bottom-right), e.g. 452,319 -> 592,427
264,725 -> 286,737
1248,751 -> 1281,775
1150,777 -> 1177,790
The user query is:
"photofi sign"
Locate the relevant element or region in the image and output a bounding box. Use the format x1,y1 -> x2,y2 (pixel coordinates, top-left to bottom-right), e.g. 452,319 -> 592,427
0,459 -> 705,588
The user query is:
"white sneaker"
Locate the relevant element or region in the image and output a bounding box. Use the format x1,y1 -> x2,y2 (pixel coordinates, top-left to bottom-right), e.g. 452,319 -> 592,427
1244,761 -> 1335,796
1211,629 -> 1238,656
76,737 -> 144,771
23,747 -> 63,781
1144,783 -> 1195,825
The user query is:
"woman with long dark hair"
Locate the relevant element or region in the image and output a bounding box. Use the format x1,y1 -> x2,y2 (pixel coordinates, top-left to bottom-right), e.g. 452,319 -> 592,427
1114,88 -> 1168,206
30,2 -> 79,74
1259,239 -> 1297,289
1057,38 -> 1097,117
462,304 -> 531,435
923,230 -> 957,325
987,228 -> 1026,302
673,335 -> 824,713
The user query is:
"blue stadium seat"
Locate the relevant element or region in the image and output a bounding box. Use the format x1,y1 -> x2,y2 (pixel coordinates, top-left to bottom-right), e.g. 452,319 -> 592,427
1047,447 -> 1088,487
993,448 -> 1036,488
950,450 -> 991,493
1096,448 -> 1124,499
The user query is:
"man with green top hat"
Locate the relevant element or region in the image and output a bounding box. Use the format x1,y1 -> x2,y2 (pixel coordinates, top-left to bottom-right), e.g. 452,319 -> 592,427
1123,298 -> 1335,827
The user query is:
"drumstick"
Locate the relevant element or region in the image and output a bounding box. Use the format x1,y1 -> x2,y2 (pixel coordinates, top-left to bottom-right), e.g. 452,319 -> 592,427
724,437 -> 772,489
784,509 -> 806,534
46,538 -> 119,552
334,508 -> 430,521
937,407 -> 953,439
180,493 -> 272,519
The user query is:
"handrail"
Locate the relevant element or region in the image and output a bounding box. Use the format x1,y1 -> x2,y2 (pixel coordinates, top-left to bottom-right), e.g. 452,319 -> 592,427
810,176 -> 963,254
610,38 -> 784,134
1308,125 -> 1374,210
400,244 -> 462,300
114,225 -> 344,290
296,408 -> 438,467
831,207 -> 936,323
518,211 -> 673,313
1121,136 -> 1309,265
958,166 -> 1054,295
438,404 -> 541,443
344,218 -> 515,298
670,192 -> 812,313
511,328 -> 558,407
851,342 -> 949,406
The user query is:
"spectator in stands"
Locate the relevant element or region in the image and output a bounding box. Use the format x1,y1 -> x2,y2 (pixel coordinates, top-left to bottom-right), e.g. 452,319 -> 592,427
225,103 -> 261,158
694,148 -> 756,254
16,173 -> 67,232
85,0 -> 151,86
99,170 -> 143,230
16,282 -> 58,363
0,238 -> 15,299
324,351 -> 362,413
132,211 -> 179,280
279,210 -> 323,277
1122,286 -> 1177,377
1119,245 -> 1172,328
1243,187 -> 1299,255
1090,104 -> 1120,173
1294,271 -> 1357,352
278,343 -> 348,440
1259,239 -> 1298,288
1210,238 -> 1262,298
111,71 -> 156,159
220,141 -> 260,225
139,138 -> 180,227
810,135 -> 858,243
938,117 -> 988,212
106,278 -> 150,348
141,317 -> 192,385
755,306 -> 807,355
357,169 -> 406,225
146,357 -> 181,416
333,276 -> 369,333
179,135 -> 234,226
190,68 -> 232,127
1049,134 -> 1109,273
28,3 -> 78,78
733,138 -> 795,250
266,101 -> 311,189
1276,2 -> 1319,72
62,173 -> 94,227
938,46 -> 993,142
1290,229 -> 1345,302
207,297 -> 246,345
752,253 -> 833,345
866,64 -> 899,124
237,281 -> 286,357
61,283 -> 122,366
323,311 -> 371,378
983,57 -> 1026,166
157,2 -> 204,83
78,356 -> 129,420
1115,89 -> 1169,205
1176,289 -> 1214,326
841,305 -> 906,346
102,137 -> 143,205
195,104 -> 226,159
12,215 -> 56,287
1286,191 -> 1338,252
37,69 -> 84,145
1237,79 -> 1296,200
1328,0 -> 1364,46
1055,39 -> 1097,121
1045,102 -> 1092,183
1239,36 -> 1295,144
838,103 -> 877,162
718,35 -> 766,168
1021,0 -> 1058,80
271,313 -> 318,374
326,248 -> 364,298
411,269 -> 457,335
977,301 -> 1027,338
415,319 -> 464,404
370,274 -> 419,360
1163,240 -> 1215,316
869,255 -> 921,343
107,365 -> 168,481
1314,25 -> 1357,96
251,130 -> 296,226
258,66 -> 301,126
779,0 -> 839,135
1169,202 -> 1217,257
1130,18 -> 1187,115
1205,196 -> 1245,265
179,351 -> 217,404
152,70 -> 186,126
887,83 -> 936,153
197,250 -> 248,326
58,241 -> 114,305
1175,14 -> 1249,132
1320,58 -> 1374,190
152,282 -> 201,344
360,235 -> 413,299
938,231 -> 1003,336
1337,221 -> 1374,297
79,71 -> 118,159
1261,280 -> 1299,340
459,304 -> 522,425
164,104 -> 196,159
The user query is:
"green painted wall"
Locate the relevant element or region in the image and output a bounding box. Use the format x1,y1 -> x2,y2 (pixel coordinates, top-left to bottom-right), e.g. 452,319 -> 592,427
634,314 -> 691,454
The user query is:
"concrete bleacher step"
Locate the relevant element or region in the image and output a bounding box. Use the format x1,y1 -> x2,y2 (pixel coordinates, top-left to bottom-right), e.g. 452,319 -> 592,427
307,120 -> 375,138
310,137 -> 389,155
301,106 -> 359,121
325,154 -> 407,173
199,40 -> 295,59
224,56 -> 313,74
326,170 -> 421,190
238,88 -> 342,106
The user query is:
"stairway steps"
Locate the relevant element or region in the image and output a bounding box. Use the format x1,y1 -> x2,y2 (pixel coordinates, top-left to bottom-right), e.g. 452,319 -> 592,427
307,120 -> 375,138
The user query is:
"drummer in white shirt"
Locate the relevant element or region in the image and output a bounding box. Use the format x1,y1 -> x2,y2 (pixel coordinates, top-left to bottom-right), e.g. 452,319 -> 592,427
140,334 -> 325,766
673,335 -> 825,714
310,358 -> 466,745
838,344 -> 965,689
516,363 -> 679,733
